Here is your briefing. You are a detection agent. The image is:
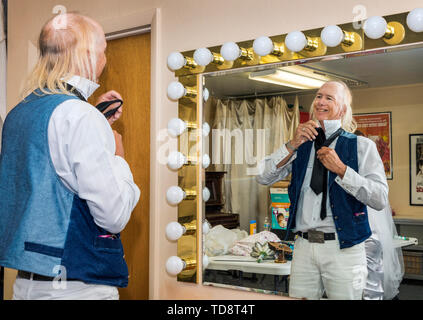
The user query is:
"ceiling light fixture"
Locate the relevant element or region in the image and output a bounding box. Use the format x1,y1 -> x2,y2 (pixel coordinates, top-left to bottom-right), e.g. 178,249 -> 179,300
249,69 -> 328,89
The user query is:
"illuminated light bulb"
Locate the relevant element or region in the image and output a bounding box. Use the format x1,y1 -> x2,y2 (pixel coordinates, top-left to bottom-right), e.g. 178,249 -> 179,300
220,41 -> 241,61
407,8 -> 423,32
203,88 -> 210,102
167,118 -> 187,137
165,222 -> 186,241
285,31 -> 307,52
363,16 -> 388,39
202,219 -> 211,234
253,36 -> 274,56
203,187 -> 211,202
165,256 -> 185,276
202,122 -> 210,137
167,52 -> 186,71
203,254 -> 210,269
167,81 -> 186,100
321,25 -> 345,47
202,154 -> 211,169
193,48 -> 214,66
167,151 -> 187,170
166,186 -> 186,205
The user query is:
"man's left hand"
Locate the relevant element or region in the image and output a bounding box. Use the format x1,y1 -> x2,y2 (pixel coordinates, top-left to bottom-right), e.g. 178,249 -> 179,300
316,147 -> 347,178
95,90 -> 123,125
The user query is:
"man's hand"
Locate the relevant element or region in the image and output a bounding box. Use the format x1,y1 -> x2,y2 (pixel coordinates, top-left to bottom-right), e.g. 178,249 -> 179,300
290,120 -> 320,150
96,90 -> 123,125
316,146 -> 347,178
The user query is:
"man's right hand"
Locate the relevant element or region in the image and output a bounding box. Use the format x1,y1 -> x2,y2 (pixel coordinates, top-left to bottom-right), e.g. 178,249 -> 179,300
290,120 -> 320,150
113,130 -> 125,158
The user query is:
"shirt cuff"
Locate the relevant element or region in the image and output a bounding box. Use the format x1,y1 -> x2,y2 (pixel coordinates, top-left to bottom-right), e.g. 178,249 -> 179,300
270,144 -> 295,168
335,166 -> 358,195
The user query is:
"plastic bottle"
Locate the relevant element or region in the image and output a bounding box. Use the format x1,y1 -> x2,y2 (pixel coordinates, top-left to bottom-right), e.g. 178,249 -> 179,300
263,216 -> 271,231
249,220 -> 257,235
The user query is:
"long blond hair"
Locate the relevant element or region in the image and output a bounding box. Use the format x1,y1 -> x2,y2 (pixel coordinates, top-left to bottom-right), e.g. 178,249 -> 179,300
309,80 -> 357,133
23,13 -> 102,98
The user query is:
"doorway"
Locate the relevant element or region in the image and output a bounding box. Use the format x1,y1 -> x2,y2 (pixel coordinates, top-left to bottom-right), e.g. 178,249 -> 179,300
89,32 -> 151,300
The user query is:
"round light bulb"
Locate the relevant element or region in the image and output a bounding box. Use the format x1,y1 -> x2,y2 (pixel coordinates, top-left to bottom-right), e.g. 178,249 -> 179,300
203,254 -> 209,269
203,187 -> 210,202
407,8 -> 423,32
165,256 -> 185,276
285,31 -> 307,52
166,186 -> 186,205
363,16 -> 388,39
202,219 -> 211,234
167,151 -> 187,170
167,81 -> 186,100
202,122 -> 210,137
202,154 -> 211,169
167,118 -> 187,137
193,48 -> 213,66
167,52 -> 186,71
165,222 -> 186,241
203,88 -> 210,102
220,41 -> 241,61
252,36 -> 274,56
321,25 -> 344,47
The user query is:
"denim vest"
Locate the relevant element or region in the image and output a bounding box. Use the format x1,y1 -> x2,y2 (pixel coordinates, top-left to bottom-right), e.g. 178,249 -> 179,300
287,131 -> 371,249
0,92 -> 129,287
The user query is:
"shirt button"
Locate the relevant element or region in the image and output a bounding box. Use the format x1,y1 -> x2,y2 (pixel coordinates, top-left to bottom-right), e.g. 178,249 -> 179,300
338,228 -> 342,231
334,216 -> 338,220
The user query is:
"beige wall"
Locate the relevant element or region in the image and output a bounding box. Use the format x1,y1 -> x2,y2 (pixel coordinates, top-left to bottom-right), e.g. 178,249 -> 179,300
5,0 -> 423,300
353,84 -> 423,218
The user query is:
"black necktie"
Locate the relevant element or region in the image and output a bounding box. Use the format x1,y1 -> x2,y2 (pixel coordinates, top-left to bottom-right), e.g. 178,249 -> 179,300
65,83 -> 123,119
310,127 -> 343,220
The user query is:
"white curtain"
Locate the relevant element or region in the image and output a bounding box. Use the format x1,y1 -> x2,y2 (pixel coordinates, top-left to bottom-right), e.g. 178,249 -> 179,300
207,95 -> 299,233
0,1 -> 6,151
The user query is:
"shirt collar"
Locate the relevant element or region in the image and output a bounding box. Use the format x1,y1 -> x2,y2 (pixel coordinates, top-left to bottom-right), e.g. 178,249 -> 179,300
322,119 -> 342,138
65,75 -> 100,101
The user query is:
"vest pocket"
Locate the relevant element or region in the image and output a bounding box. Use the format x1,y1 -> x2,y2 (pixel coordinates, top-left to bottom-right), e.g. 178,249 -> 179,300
94,236 -> 123,253
24,241 -> 64,258
352,212 -> 367,223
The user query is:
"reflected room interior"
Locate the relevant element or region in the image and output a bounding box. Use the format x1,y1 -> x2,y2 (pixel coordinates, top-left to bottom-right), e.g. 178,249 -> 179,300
201,44 -> 423,296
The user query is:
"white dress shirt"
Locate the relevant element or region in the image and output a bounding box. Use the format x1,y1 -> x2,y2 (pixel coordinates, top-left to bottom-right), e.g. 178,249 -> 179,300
256,120 -> 389,233
13,76 -> 139,300
48,75 -> 140,234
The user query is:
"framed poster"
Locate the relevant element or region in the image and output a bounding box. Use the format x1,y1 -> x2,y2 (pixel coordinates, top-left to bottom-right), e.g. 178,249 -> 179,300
353,112 -> 392,179
409,134 -> 423,206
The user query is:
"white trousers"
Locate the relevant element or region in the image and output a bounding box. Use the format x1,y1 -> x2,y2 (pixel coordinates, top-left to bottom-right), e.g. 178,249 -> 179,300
289,236 -> 368,300
12,276 -> 119,300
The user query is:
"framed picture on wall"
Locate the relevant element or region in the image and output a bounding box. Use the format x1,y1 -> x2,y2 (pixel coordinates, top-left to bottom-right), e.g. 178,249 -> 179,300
353,112 -> 392,179
409,134 -> 423,206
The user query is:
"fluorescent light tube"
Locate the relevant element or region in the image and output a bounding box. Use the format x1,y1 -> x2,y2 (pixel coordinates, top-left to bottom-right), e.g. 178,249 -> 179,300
249,69 -> 327,89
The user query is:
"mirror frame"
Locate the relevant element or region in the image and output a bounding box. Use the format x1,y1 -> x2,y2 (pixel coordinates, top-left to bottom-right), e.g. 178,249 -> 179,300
170,10 -> 423,285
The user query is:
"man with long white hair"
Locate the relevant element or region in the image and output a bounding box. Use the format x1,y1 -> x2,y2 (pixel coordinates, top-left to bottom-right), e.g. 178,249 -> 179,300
256,81 -> 388,300
0,13 -> 140,299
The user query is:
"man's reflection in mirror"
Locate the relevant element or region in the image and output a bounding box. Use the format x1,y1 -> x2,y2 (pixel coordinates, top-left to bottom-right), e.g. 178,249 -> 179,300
256,81 -> 389,300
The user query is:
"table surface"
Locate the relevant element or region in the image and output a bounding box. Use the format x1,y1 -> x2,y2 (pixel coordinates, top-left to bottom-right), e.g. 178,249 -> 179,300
206,237 -> 418,276
393,237 -> 418,248
207,255 -> 291,276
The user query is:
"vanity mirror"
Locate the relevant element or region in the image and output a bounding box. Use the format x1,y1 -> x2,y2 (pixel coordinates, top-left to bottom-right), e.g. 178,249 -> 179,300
201,42 -> 423,295
165,9 -> 423,297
